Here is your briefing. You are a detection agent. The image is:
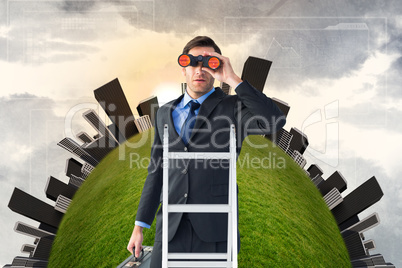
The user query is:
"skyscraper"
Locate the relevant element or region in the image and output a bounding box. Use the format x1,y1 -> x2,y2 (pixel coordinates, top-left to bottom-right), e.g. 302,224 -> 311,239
291,150 -> 307,168
45,176 -> 77,202
135,115 -> 153,133
317,171 -> 348,196
57,138 -> 99,167
271,97 -> 290,117
82,136 -> 117,163
241,56 -> 272,92
82,109 -> 119,144
289,127 -> 309,154
94,78 -> 138,142
221,82 -> 231,95
307,164 -> 324,179
269,128 -> 293,153
65,158 -> 83,178
136,96 -> 159,126
331,176 -> 383,226
8,188 -> 63,231
81,163 -> 95,179
76,131 -> 93,144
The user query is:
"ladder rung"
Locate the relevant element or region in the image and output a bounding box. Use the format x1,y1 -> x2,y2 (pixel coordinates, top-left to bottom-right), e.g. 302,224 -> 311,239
168,204 -> 231,213
168,152 -> 231,159
167,261 -> 232,267
168,253 -> 227,260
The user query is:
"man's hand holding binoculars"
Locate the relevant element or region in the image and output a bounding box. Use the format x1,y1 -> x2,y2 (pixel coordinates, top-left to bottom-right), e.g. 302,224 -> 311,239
178,51 -> 243,89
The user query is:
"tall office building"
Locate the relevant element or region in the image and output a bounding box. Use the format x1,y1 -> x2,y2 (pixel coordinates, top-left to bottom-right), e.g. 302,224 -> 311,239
54,195 -> 72,214
107,123 -> 126,144
351,254 -> 394,267
342,230 -> 367,260
81,123 -> 119,164
14,221 -> 55,239
341,213 -> 380,236
289,128 -> 309,155
57,137 -> 99,167
44,176 -> 77,202
317,171 -> 348,196
307,164 -> 324,179
291,150 -> 307,168
8,188 -> 63,230
65,158 -> 83,178
137,96 -> 159,126
83,109 -> 119,144
82,136 -> 117,163
94,78 -> 138,142
221,82 -> 231,95
31,236 -> 54,260
13,222 -> 55,261
331,176 -> 383,226
76,131 -> 93,144
81,163 -> 95,179
268,128 -> 293,153
21,244 -> 36,256
69,174 -> 85,188
271,98 -> 290,117
241,56 -> 272,92
311,174 -> 324,187
6,256 -> 48,267
135,115 -> 153,133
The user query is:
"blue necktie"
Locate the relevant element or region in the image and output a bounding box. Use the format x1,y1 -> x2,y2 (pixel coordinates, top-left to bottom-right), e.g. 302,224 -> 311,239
180,100 -> 201,145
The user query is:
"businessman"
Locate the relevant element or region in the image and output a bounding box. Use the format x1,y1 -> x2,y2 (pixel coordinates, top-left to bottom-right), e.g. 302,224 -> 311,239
127,36 -> 286,267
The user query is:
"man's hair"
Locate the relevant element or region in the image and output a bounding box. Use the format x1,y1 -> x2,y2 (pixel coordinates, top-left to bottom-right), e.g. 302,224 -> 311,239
182,36 -> 222,55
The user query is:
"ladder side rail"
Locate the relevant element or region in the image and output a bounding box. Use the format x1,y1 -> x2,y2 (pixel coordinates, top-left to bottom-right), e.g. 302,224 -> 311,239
162,124 -> 169,268
226,125 -> 233,267
230,124 -> 238,268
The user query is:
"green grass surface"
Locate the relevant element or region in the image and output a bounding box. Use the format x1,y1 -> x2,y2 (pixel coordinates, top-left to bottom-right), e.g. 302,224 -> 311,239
48,130 -> 350,267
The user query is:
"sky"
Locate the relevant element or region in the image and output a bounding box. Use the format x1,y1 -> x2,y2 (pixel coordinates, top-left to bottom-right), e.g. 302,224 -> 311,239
0,0 -> 401,266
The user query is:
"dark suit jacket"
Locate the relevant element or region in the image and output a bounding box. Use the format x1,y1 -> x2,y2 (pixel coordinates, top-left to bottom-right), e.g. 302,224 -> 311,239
135,80 -> 285,243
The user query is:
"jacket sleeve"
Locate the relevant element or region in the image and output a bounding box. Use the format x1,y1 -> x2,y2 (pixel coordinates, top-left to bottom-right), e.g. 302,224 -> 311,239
234,80 -> 286,137
135,111 -> 163,226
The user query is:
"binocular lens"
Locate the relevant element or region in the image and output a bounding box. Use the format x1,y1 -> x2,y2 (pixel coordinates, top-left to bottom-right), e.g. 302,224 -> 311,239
207,57 -> 220,69
178,54 -> 191,67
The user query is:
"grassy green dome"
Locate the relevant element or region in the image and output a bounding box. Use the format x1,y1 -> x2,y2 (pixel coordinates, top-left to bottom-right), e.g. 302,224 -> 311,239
48,130 -> 350,267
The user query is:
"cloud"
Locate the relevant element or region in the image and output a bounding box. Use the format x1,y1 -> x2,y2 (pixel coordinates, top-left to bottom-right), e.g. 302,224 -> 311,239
57,0 -> 98,12
0,26 -> 10,38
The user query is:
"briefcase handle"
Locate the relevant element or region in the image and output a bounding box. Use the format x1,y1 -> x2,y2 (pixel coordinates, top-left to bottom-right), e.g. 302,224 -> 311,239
132,247 -> 144,262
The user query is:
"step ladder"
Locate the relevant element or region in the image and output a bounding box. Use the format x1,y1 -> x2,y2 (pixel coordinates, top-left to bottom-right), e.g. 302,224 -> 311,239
162,124 -> 238,268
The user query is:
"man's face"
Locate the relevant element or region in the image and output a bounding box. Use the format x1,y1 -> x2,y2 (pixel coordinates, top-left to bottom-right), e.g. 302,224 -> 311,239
182,46 -> 216,99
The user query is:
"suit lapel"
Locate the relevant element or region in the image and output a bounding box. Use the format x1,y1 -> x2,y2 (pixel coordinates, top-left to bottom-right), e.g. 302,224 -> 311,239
166,95 -> 183,142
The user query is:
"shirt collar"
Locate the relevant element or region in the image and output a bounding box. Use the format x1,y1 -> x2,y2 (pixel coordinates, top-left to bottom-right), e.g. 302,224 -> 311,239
182,87 -> 215,108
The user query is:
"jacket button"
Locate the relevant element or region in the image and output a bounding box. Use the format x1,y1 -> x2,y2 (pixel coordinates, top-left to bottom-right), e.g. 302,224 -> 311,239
184,147 -> 188,151
184,193 -> 188,198
182,169 -> 188,174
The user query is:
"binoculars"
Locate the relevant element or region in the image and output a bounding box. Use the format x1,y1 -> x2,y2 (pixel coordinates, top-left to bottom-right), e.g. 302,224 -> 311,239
178,54 -> 221,70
